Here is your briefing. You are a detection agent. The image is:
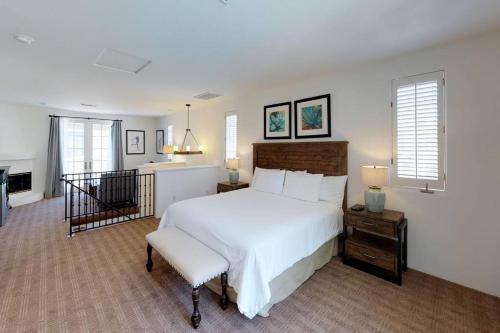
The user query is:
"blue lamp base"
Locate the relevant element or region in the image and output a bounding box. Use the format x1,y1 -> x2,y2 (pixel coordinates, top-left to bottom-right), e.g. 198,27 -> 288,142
229,170 -> 239,184
364,187 -> 386,213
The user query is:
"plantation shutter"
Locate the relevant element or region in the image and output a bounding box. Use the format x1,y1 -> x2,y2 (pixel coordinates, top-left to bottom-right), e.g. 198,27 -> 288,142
392,71 -> 445,190
225,113 -> 237,160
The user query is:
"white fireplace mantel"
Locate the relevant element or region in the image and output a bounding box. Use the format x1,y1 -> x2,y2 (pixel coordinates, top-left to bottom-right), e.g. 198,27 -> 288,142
0,153 -> 43,207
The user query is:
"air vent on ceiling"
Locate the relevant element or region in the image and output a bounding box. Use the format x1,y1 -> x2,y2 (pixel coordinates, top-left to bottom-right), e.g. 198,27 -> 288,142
81,103 -> 97,108
193,92 -> 222,100
94,48 -> 151,74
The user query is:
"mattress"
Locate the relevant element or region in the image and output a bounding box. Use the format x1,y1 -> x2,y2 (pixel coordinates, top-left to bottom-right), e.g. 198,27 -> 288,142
158,188 -> 343,319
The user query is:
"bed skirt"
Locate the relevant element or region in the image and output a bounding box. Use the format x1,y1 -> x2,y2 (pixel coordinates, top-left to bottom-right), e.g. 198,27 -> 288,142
205,236 -> 338,317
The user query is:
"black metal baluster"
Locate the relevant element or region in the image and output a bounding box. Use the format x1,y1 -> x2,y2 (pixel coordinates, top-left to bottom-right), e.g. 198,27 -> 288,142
148,174 -> 152,217
63,175 -> 67,221
151,173 -> 156,216
69,183 -> 74,237
143,174 -> 147,218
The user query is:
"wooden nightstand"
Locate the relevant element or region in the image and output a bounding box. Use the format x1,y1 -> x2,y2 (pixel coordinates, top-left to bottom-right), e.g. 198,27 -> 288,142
217,181 -> 249,193
343,207 -> 407,285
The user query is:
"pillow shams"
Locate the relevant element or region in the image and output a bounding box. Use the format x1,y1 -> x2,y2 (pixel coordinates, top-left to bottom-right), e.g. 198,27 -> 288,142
282,171 -> 323,202
252,167 -> 286,194
319,175 -> 348,207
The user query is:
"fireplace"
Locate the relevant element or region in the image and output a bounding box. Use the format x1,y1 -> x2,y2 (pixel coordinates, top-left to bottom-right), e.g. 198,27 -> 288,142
8,172 -> 32,194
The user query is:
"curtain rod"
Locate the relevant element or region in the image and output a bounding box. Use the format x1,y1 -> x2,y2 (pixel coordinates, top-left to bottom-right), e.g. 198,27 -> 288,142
49,114 -> 122,122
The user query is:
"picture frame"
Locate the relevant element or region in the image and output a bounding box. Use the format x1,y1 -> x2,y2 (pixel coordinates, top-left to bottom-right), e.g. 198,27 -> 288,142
126,130 -> 146,155
156,129 -> 164,154
294,94 -> 331,138
264,101 -> 292,139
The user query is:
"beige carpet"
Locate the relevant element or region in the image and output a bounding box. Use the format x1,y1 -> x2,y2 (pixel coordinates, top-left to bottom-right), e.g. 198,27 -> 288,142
0,198 -> 498,333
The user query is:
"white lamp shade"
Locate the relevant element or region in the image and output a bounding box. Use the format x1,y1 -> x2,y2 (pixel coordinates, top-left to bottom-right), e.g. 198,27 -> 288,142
162,145 -> 175,154
361,166 -> 388,188
226,158 -> 240,170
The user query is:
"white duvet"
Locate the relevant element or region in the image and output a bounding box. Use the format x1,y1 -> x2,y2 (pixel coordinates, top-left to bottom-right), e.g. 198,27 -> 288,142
158,188 -> 343,319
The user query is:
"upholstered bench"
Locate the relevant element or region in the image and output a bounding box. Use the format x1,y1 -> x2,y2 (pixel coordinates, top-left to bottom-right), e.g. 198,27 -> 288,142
145,227 -> 229,329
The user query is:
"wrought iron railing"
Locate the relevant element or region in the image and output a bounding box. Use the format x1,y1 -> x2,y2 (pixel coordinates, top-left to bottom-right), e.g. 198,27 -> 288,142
61,169 -> 155,236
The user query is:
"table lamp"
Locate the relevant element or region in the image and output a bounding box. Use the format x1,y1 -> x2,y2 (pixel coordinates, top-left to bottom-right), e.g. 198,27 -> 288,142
361,165 -> 389,213
226,158 -> 240,184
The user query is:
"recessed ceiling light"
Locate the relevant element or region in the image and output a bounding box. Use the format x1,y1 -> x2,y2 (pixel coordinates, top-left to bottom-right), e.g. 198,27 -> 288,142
81,103 -> 97,108
13,33 -> 35,45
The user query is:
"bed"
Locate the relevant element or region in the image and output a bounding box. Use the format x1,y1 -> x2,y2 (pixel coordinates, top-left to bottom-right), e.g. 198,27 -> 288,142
158,141 -> 348,319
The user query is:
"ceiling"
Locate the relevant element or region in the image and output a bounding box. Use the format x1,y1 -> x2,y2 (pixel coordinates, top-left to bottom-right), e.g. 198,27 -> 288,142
1,0 -> 500,116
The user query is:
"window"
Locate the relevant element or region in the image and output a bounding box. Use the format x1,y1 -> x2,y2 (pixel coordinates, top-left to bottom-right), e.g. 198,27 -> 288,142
392,71 -> 446,190
62,120 -> 85,174
62,119 -> 112,174
225,112 -> 237,160
91,122 -> 112,173
166,124 -> 174,161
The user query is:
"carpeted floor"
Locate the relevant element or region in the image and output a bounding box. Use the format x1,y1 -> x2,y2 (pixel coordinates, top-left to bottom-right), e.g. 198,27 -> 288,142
0,198 -> 498,333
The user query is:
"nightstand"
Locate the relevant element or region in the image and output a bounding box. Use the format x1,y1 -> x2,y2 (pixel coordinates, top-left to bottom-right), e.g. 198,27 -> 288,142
343,207 -> 407,285
217,181 -> 249,193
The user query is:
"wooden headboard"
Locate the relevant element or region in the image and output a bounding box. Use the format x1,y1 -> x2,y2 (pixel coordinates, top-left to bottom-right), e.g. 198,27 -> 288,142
253,141 -> 348,211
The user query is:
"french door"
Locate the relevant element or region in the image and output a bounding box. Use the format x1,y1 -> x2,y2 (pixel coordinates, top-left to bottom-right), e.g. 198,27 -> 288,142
62,119 -> 112,175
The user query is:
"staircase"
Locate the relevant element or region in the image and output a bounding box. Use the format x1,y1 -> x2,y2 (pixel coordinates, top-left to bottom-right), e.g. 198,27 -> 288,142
61,169 -> 155,236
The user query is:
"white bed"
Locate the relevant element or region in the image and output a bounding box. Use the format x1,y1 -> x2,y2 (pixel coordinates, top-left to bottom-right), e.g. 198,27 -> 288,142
158,187 -> 343,319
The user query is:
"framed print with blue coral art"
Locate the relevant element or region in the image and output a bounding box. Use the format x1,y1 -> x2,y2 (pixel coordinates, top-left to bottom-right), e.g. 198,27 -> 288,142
264,101 -> 292,139
294,94 -> 331,138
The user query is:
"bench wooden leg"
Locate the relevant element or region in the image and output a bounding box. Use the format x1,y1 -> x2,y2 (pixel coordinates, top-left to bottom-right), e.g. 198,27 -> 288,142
220,272 -> 228,310
146,244 -> 153,272
191,287 -> 201,329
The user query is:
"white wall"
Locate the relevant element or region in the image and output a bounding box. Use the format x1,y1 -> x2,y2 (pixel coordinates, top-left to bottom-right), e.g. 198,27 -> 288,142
154,165 -> 219,218
159,30 -> 500,297
0,102 -> 163,197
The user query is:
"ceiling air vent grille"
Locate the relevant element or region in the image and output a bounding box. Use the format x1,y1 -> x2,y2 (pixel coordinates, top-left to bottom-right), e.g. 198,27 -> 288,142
193,92 -> 222,100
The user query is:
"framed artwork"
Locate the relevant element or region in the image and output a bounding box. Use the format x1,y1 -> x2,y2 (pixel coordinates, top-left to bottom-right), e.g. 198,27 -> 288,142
264,101 -> 292,139
294,94 -> 331,138
156,130 -> 164,154
126,130 -> 145,155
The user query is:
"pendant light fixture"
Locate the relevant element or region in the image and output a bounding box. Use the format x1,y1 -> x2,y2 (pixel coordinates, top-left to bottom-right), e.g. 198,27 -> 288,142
164,104 -> 203,155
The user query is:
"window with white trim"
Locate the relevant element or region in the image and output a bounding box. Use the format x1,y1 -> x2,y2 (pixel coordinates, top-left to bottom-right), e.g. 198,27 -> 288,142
392,71 -> 446,191
166,124 -> 174,161
225,112 -> 237,160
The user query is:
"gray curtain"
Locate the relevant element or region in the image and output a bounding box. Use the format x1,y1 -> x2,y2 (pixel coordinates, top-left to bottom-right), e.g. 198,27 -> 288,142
44,117 -> 63,198
111,120 -> 124,171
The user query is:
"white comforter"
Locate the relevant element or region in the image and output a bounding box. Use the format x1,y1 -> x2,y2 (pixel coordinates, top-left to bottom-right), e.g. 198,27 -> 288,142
158,188 -> 343,319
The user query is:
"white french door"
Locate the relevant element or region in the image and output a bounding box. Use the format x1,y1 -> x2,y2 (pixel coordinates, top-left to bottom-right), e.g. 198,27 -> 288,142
62,119 -> 112,174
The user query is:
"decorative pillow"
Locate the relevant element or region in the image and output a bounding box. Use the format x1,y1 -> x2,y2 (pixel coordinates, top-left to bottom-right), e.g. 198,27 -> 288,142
252,167 -> 286,194
319,175 -> 348,207
282,171 -> 323,202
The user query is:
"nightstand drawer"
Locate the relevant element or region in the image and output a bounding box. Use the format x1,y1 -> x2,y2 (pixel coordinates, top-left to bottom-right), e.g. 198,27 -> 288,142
346,214 -> 396,237
346,241 -> 396,273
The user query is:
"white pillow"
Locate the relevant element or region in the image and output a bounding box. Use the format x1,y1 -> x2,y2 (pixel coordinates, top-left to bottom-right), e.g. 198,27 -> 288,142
319,175 -> 348,207
252,167 -> 286,194
251,167 -> 280,187
282,171 -> 323,202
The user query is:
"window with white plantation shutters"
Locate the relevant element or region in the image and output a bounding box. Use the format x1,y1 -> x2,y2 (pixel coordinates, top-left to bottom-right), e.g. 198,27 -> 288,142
166,124 -> 174,161
392,71 -> 446,191
225,113 -> 237,160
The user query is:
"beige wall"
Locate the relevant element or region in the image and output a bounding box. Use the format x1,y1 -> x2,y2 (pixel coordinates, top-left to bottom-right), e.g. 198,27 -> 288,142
160,30 -> 500,297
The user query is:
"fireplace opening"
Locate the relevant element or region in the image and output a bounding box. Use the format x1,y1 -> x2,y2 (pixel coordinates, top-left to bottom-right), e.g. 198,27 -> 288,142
8,172 -> 32,194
